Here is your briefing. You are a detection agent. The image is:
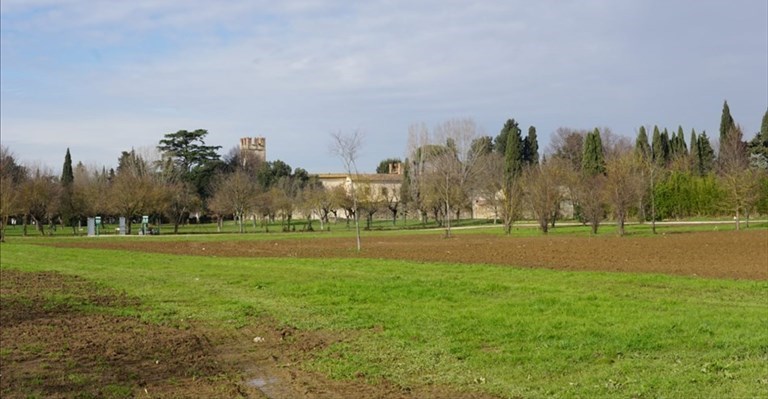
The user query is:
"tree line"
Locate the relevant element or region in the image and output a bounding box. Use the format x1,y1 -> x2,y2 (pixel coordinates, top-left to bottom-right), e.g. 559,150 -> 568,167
1,101 -> 766,241
396,101 -> 767,236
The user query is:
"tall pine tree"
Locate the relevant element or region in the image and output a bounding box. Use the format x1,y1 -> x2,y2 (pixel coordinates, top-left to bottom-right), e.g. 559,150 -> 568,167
582,128 -> 606,176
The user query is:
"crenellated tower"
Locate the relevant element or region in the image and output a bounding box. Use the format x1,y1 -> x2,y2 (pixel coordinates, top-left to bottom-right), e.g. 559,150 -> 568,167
239,137 -> 266,165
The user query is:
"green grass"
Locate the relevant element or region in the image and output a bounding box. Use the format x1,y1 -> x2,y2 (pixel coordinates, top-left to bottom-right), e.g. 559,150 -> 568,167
6,217 -> 766,246
1,241 -> 767,398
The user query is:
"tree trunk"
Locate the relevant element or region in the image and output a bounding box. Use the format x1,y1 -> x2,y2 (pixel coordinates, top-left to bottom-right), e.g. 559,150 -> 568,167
650,172 -> 657,234
444,199 -> 452,238
735,206 -> 740,231
618,212 -> 625,236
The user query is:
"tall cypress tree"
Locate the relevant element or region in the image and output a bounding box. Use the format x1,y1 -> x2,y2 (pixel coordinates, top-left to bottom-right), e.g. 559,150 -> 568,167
698,132 -> 715,174
762,108 -> 768,136
635,126 -> 651,161
60,148 -> 77,234
523,125 -> 539,165
651,125 -> 666,166
581,128 -> 606,176
690,129 -> 700,174
748,108 -> 768,160
61,148 -> 74,187
661,128 -> 671,164
504,120 -> 523,179
675,125 -> 687,156
719,100 -> 735,151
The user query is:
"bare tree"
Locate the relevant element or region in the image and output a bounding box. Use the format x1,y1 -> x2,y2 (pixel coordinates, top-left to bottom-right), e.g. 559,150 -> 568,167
19,166 -> 61,236
548,127 -> 587,170
604,151 -> 643,236
108,152 -> 167,234
209,170 -> 259,233
524,158 -> 567,234
330,130 -> 363,251
718,125 -> 760,230
475,152 -> 504,223
161,180 -> 201,234
420,118 -> 488,237
0,147 -> 25,241
355,182 -> 376,230
405,123 -> 431,225
573,174 -> 606,235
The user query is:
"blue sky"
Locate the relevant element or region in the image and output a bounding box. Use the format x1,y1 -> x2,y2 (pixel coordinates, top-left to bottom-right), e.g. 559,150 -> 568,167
2,0 -> 766,173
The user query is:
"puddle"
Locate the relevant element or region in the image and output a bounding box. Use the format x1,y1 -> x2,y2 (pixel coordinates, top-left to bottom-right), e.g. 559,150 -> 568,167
247,376 -> 278,388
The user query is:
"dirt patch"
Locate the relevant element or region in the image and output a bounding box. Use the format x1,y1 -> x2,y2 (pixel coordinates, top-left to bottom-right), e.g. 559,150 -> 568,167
0,269 -> 254,398
52,229 -> 768,280
1,270 -> 501,399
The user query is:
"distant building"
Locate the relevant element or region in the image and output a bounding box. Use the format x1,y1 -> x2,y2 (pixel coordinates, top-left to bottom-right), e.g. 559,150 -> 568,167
239,137 -> 266,164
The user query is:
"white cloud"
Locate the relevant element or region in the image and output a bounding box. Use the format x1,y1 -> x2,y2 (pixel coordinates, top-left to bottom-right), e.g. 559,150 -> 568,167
2,0 -> 766,172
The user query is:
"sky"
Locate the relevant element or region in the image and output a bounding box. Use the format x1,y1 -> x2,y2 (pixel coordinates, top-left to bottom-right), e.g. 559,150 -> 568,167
1,0 -> 766,174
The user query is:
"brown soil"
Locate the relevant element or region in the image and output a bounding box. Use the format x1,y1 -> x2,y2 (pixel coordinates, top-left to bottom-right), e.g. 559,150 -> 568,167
0,270 -> 499,399
53,229 -> 768,280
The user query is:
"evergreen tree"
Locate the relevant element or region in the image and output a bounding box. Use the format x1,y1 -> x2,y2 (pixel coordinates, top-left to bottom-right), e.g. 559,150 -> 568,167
61,148 -> 74,187
698,132 -> 715,174
157,129 -> 223,198
635,126 -> 651,161
495,119 -> 518,155
522,126 -> 539,165
690,129 -> 700,174
669,129 -> 678,159
651,125 -> 666,166
470,136 -> 494,156
661,128 -> 671,164
581,128 -> 606,176
375,158 -> 402,174
674,125 -> 687,156
59,148 -> 78,234
503,120 -> 523,179
719,100 -> 735,151
763,108 -> 768,136
748,108 -> 768,162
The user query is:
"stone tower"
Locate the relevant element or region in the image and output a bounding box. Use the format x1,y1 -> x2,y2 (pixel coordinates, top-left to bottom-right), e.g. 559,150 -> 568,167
239,137 -> 266,164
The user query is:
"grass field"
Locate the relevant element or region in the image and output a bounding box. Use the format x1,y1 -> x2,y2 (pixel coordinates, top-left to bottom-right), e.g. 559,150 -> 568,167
2,227 -> 767,398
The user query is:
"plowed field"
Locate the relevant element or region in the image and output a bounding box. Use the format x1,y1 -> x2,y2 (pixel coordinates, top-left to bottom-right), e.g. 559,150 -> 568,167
53,229 -> 768,280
